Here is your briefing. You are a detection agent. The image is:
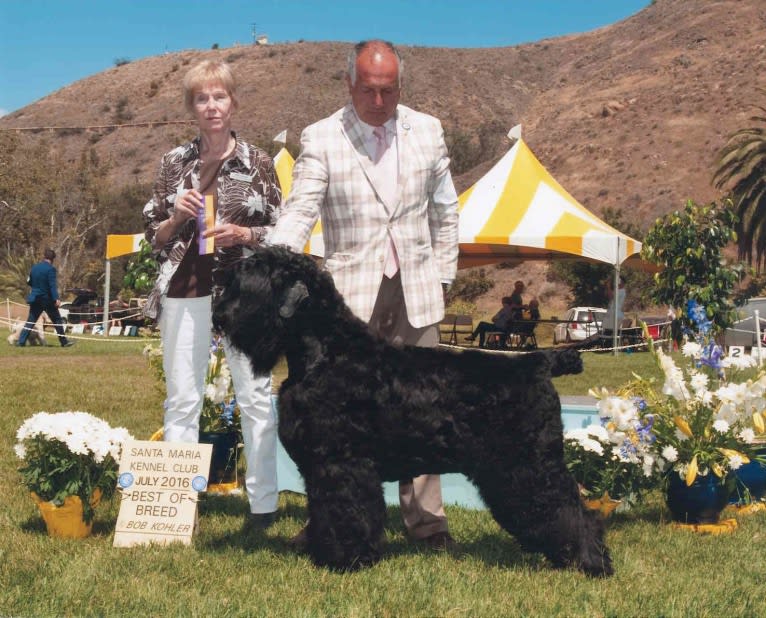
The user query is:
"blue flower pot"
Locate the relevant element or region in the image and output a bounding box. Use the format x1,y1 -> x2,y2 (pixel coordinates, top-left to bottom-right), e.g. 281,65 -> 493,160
731,453 -> 766,504
666,473 -> 730,524
199,431 -> 240,485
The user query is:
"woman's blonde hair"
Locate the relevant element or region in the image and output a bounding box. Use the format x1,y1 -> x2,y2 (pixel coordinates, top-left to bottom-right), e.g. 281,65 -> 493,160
182,60 -> 239,113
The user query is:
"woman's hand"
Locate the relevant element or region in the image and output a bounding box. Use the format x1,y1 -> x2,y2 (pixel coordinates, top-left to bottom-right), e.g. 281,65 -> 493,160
172,189 -> 204,224
203,223 -> 251,248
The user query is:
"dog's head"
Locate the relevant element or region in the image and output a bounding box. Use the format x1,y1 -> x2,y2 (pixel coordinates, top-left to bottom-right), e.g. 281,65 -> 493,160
212,245 -> 336,371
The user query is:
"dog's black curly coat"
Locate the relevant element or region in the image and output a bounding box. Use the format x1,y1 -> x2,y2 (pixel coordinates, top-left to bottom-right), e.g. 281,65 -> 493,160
213,246 -> 613,576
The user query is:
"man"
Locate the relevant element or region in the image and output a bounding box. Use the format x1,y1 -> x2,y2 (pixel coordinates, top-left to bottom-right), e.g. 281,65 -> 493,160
509,280 -> 526,320
271,40 -> 459,550
17,248 -> 74,348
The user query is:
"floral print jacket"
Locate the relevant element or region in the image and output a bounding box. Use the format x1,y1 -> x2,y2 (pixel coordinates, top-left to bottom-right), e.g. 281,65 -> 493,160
142,133 -> 281,319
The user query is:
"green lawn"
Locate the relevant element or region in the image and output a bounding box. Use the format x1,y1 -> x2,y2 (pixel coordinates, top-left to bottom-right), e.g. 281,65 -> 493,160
1,338 -> 764,617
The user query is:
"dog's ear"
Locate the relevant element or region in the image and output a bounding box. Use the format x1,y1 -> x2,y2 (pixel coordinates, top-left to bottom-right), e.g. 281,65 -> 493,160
279,280 -> 309,318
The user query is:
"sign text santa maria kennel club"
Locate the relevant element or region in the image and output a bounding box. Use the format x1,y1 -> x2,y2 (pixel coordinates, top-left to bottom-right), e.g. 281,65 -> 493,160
113,440 -> 212,547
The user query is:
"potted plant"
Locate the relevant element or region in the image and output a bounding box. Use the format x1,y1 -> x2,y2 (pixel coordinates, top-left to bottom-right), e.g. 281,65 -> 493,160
564,419 -> 657,516
592,300 -> 766,524
15,411 -> 133,537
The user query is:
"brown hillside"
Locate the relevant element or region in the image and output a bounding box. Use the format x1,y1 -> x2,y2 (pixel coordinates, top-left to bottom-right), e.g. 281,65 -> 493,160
2,0 -> 765,316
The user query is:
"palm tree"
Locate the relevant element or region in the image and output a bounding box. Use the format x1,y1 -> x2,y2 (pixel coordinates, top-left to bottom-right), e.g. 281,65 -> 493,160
714,98 -> 766,271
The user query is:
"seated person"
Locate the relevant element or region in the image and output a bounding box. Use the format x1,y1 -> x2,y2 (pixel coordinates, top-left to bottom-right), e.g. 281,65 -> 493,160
465,296 -> 514,347
512,298 -> 541,348
526,298 -> 541,322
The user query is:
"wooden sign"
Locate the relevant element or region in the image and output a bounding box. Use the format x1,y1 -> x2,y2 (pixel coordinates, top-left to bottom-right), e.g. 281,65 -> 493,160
113,439 -> 212,547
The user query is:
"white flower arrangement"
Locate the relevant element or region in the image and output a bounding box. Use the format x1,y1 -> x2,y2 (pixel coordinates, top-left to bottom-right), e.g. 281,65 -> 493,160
591,300 -> 766,491
15,411 -> 133,522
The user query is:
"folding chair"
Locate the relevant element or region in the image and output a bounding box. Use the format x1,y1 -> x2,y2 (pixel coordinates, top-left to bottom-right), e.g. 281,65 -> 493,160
453,314 -> 474,346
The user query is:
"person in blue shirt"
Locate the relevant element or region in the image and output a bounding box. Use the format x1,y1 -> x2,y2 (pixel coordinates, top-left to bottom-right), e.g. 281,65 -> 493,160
17,248 -> 74,347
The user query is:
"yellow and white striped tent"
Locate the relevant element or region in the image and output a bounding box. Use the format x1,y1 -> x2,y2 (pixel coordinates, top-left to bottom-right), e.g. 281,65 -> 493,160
275,147 -> 327,257
275,141 -> 641,269
456,138 -> 641,269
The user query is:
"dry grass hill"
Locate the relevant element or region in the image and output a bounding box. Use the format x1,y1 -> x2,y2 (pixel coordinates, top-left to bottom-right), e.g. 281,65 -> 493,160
2,0 -> 765,316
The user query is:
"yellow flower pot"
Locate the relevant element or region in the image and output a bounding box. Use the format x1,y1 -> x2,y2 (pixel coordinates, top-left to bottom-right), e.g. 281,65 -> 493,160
583,492 -> 622,517
31,489 -> 101,539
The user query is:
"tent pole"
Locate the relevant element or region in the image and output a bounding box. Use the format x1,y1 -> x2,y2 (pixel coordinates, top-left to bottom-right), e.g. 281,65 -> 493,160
612,240 -> 620,356
103,260 -> 110,336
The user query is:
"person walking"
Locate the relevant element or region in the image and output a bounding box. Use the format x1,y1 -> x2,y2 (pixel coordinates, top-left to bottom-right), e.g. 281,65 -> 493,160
271,39 -> 459,550
17,248 -> 73,348
142,60 -> 282,532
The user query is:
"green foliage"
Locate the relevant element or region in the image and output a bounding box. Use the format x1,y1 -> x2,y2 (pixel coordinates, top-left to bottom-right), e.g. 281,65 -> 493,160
641,199 -> 744,330
0,253 -> 35,300
15,412 -> 130,522
446,268 -> 495,305
122,239 -> 158,296
0,134 -> 111,289
713,96 -> 766,272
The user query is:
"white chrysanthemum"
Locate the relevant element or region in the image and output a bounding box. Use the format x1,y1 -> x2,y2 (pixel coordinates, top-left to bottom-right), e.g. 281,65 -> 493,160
712,419 -> 730,433
580,438 -> 604,455
662,369 -> 690,399
682,341 -> 702,358
564,428 -> 589,442
598,397 -> 639,431
689,371 -> 709,393
585,424 -> 610,442
205,383 -> 218,401
674,428 -> 690,442
64,433 -> 90,457
715,401 -> 740,425
721,354 -> 757,370
642,453 -> 656,477
728,454 -> 744,470
662,445 -> 678,462
738,428 -> 756,444
716,383 -> 748,407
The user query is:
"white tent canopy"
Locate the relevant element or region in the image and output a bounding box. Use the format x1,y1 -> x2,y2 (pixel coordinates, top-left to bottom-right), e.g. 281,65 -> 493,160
456,137 -> 642,269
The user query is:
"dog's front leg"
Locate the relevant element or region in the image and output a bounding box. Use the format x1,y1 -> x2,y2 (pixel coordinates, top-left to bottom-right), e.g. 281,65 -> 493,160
304,458 -> 386,571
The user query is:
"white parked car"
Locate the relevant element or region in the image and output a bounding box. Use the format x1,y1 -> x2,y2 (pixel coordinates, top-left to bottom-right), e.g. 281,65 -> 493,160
553,307 -> 606,343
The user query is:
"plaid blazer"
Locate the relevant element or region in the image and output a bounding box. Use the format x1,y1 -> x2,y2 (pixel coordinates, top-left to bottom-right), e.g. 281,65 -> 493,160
271,104 -> 459,328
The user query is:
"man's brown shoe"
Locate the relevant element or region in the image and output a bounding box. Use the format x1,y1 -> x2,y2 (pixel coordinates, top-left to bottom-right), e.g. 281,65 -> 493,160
423,531 -> 456,551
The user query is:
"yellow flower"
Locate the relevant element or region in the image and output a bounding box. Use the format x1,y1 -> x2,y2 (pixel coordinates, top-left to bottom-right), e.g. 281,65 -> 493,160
753,412 -> 765,433
588,387 -> 610,400
718,448 -> 750,464
685,455 -> 698,486
674,416 -> 694,438
711,462 -> 724,477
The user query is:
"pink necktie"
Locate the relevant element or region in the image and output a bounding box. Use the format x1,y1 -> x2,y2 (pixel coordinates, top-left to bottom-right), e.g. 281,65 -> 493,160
373,127 -> 399,278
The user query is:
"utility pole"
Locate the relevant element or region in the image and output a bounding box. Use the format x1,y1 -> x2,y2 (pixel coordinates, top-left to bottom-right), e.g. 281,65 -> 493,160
251,23 -> 257,45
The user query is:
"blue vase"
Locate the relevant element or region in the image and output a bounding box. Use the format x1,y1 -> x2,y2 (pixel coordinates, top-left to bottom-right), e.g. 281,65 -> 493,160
731,454 -> 766,504
666,473 -> 729,524
199,431 -> 240,485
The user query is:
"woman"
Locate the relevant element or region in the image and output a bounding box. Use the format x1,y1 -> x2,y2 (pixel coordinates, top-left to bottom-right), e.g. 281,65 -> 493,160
143,60 -> 281,531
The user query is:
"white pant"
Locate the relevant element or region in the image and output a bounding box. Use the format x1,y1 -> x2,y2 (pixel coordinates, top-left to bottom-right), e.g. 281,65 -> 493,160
160,296 -> 278,514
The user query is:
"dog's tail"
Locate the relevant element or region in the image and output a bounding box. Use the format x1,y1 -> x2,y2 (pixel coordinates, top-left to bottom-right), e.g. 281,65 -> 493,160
545,347 -> 583,377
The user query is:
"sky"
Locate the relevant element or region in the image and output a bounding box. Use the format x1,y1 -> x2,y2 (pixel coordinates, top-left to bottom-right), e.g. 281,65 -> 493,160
0,0 -> 649,117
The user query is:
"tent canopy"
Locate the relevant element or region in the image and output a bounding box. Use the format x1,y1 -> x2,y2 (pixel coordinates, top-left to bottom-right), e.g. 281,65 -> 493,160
456,139 -> 641,269
273,140 -> 642,270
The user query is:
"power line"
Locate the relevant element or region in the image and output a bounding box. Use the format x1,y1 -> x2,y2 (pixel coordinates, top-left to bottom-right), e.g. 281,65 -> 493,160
0,119 -> 196,133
